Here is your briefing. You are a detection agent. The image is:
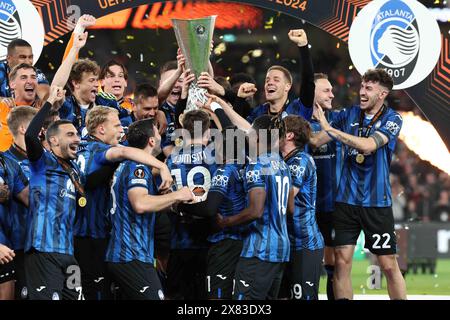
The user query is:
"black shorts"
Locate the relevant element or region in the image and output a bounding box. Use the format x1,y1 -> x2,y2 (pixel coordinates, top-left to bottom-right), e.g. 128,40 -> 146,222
107,260 -> 164,300
24,250 -> 82,300
233,257 -> 285,300
74,237 -> 113,300
279,248 -> 324,300
0,260 -> 15,284
316,211 -> 334,247
13,250 -> 28,299
165,249 -> 208,300
206,239 -> 243,299
333,202 -> 397,255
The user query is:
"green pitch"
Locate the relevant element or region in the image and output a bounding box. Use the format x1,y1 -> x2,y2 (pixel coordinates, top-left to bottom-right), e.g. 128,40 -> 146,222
319,259 -> 450,296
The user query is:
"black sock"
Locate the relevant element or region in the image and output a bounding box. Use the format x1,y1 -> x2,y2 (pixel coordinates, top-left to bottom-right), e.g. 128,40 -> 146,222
324,264 -> 335,301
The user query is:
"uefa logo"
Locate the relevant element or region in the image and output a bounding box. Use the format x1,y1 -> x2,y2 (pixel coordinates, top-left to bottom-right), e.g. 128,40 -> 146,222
349,0 -> 441,90
0,0 -> 44,63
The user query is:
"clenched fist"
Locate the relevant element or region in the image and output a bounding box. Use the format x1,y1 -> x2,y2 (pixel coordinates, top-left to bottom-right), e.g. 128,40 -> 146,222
288,29 -> 308,47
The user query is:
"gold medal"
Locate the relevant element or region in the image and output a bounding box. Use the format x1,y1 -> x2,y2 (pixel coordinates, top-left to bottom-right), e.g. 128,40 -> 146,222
175,138 -> 183,147
78,196 -> 87,208
356,154 -> 365,164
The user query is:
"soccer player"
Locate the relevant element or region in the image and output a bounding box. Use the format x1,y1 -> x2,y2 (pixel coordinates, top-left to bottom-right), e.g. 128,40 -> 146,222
24,86 -> 85,300
308,73 -> 341,300
245,29 -> 314,124
279,115 -> 324,300
165,110 -> 218,300
158,57 -> 186,157
51,25 -> 130,137
130,84 -> 159,122
99,60 -> 133,111
0,144 -> 29,300
99,62 -> 167,134
106,118 -> 193,300
74,106 -> 173,300
177,125 -> 247,300
217,115 -> 292,300
310,68 -> 407,300
0,39 -> 49,100
4,106 -> 37,299
0,64 -> 41,151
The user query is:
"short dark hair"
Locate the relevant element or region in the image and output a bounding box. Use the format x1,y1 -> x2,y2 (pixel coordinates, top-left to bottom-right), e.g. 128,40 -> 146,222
314,73 -> 329,82
283,115 -> 311,149
160,60 -> 178,75
9,63 -> 36,81
69,59 -> 100,91
219,126 -> 248,162
362,69 -> 394,91
99,60 -> 128,81
182,110 -> 210,137
214,76 -> 231,92
251,115 -> 283,150
134,83 -> 158,100
7,39 -> 31,56
267,65 -> 293,84
230,73 -> 256,86
127,118 -> 156,149
46,120 -> 74,142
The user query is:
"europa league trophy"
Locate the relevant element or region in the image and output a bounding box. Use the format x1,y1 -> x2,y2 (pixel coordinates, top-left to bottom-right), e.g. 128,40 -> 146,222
172,16 -> 217,111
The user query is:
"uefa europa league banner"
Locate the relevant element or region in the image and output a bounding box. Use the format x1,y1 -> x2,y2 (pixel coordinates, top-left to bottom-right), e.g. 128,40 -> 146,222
3,0 -> 448,149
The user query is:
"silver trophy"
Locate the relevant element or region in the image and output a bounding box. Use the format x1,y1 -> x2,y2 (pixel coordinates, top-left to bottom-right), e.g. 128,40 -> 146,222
172,16 -> 217,111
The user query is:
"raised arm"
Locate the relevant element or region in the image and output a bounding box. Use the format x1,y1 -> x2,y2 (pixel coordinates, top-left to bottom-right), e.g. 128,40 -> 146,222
25,86 -> 64,161
208,86 -> 254,131
288,29 -> 315,108
158,50 -> 185,104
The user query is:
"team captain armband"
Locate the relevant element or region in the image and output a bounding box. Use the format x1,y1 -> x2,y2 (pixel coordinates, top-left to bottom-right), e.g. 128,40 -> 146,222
371,131 -> 387,149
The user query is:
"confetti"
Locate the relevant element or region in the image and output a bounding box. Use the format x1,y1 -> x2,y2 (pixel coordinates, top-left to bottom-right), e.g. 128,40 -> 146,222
336,42 -> 340,49
126,35 -> 135,40
241,55 -> 250,63
276,53 -> 280,59
126,53 -> 132,58
140,54 -> 143,62
264,17 -> 274,29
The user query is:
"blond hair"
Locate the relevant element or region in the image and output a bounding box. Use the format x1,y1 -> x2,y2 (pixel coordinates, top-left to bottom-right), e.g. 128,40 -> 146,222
7,106 -> 37,137
85,106 -> 118,135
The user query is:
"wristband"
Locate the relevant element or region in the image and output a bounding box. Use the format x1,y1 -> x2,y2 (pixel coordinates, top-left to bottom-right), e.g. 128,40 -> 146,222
210,102 -> 222,112
74,24 -> 85,35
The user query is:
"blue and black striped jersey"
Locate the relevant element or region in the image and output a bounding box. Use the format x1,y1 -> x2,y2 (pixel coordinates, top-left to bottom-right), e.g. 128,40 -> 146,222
240,153 -> 291,262
106,161 -> 156,264
286,150 -> 324,251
